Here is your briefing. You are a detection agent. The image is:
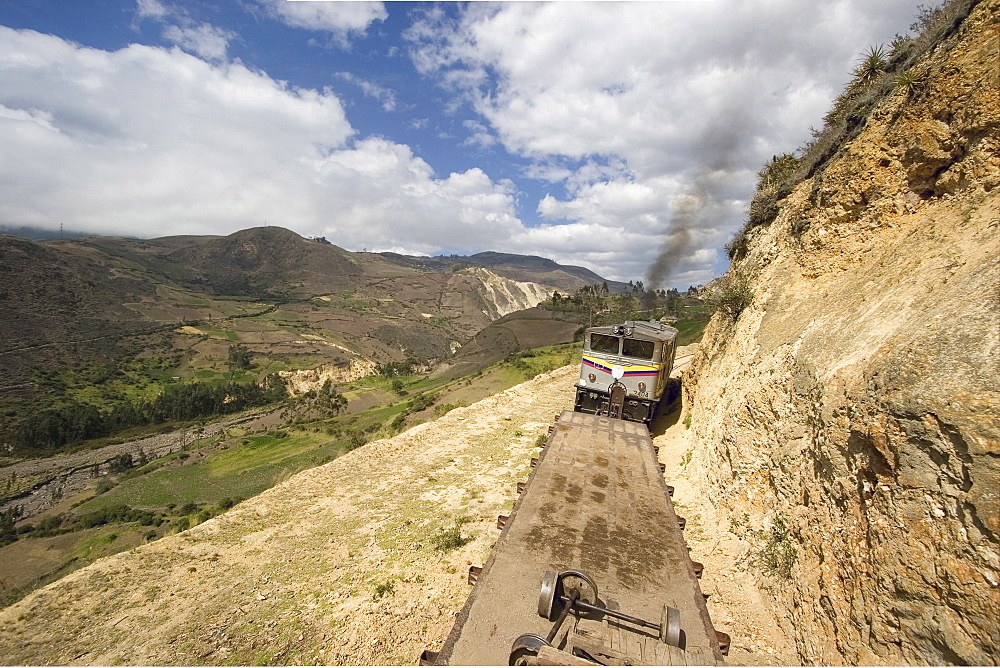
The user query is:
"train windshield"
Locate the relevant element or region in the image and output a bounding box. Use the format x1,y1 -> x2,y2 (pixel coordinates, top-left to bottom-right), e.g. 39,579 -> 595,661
590,333 -> 620,354
622,338 -> 655,360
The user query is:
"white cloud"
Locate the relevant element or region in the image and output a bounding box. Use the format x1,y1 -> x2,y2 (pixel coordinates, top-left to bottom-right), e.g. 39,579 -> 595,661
0,27 -> 523,258
254,0 -> 386,44
135,0 -> 169,21
461,119 -> 496,149
309,140 -> 522,254
162,23 -> 235,61
407,0 -> 924,286
133,0 -> 235,61
334,71 -> 397,111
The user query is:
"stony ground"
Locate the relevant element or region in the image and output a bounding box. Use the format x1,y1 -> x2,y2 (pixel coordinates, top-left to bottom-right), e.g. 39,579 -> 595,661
0,355 -> 795,666
650,375 -> 800,666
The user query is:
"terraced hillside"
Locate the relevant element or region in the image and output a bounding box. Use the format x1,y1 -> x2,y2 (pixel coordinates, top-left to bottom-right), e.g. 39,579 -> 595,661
0,227 -> 600,453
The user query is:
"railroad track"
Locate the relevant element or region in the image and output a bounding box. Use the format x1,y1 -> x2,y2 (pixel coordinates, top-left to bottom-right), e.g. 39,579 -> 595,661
421,409 -> 728,666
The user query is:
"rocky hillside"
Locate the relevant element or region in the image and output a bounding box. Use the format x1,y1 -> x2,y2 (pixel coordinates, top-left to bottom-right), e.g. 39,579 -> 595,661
0,227 -> 599,410
684,1 -> 998,664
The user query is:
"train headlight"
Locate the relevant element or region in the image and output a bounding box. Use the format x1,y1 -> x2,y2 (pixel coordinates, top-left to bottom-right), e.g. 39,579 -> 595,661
638,382 -> 646,391
588,373 -> 596,383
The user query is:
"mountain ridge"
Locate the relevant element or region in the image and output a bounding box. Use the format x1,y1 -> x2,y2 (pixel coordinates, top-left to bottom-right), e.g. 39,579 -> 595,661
0,227 -> 602,439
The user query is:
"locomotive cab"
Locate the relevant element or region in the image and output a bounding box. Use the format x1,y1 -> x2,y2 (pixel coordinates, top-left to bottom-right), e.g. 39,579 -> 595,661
573,320 -> 678,424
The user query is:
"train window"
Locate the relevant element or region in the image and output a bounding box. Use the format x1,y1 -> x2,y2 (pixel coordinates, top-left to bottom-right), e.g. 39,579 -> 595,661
622,338 -> 655,360
590,333 -> 620,354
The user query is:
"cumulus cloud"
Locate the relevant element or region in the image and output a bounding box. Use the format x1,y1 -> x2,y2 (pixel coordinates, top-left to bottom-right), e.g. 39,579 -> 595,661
133,0 -> 235,61
0,27 -> 521,255
407,0 -> 923,285
135,0 -> 169,21
253,0 -> 386,44
161,23 -> 235,61
311,142 -> 522,254
461,119 -> 497,149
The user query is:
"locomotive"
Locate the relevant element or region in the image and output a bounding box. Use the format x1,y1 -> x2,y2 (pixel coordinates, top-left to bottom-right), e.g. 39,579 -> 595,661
573,319 -> 679,424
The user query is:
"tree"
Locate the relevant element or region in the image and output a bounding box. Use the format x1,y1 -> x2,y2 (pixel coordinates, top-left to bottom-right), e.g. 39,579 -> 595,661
610,293 -> 638,324
575,283 -> 608,327
709,272 -> 754,321
108,452 -> 134,474
227,343 -> 253,375
319,380 -> 347,415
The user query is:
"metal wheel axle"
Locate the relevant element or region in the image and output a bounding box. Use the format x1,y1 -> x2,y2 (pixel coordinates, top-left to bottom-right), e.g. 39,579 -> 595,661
537,570 -> 681,647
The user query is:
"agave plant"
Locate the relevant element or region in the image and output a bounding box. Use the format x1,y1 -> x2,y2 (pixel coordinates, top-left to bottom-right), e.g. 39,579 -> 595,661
894,71 -> 924,96
854,44 -> 888,86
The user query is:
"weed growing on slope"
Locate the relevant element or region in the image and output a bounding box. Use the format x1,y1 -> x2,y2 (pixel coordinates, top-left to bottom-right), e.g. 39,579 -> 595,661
732,512 -> 798,582
680,448 -> 693,468
430,517 -> 472,552
372,580 -> 395,599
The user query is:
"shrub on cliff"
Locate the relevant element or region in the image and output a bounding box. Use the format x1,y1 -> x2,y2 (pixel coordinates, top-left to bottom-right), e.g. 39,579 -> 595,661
749,514 -> 797,581
729,153 -> 800,259
708,273 -> 754,321
732,512 -> 798,582
725,0 -> 976,262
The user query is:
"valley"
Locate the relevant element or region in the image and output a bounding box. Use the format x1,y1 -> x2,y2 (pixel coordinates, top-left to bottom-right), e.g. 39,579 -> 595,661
0,227 -> 709,612
2,227 -> 679,459
0,341 -> 586,606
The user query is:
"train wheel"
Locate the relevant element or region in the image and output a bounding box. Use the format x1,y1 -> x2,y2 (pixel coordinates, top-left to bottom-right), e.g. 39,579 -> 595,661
660,605 -> 681,646
537,570 -> 599,621
559,570 -> 599,609
509,633 -> 548,665
537,571 -> 559,620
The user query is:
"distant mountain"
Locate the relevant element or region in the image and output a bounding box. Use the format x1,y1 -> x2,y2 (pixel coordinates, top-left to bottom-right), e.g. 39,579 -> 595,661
379,250 -> 629,294
0,224 -> 101,241
84,227 -> 363,298
0,227 -> 614,409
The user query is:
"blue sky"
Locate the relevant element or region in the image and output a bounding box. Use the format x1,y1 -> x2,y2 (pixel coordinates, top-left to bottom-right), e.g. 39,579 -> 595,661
0,1 -> 925,286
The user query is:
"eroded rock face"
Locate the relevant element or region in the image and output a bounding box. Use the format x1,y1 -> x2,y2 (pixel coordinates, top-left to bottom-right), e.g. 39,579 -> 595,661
685,2 -> 999,664
277,358 -> 378,395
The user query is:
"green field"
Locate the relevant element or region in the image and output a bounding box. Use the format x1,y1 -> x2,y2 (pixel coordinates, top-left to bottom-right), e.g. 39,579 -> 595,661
74,431 -> 343,513
675,317 -> 710,346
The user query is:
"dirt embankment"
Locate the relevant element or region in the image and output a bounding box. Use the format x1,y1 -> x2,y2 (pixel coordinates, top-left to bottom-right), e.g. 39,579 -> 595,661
0,356 -> 792,666
684,2 -> 999,664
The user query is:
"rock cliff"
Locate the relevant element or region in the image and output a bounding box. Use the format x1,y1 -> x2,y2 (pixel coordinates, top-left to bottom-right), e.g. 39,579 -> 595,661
276,358 -> 379,395
440,267 -> 552,326
684,1 -> 998,664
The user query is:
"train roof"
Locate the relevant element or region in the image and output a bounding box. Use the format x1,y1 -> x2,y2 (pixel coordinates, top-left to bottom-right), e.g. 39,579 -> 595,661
586,319 -> 678,343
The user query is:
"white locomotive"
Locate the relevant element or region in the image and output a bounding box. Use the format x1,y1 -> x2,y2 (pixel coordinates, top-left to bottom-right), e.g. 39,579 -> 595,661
573,320 -> 679,424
